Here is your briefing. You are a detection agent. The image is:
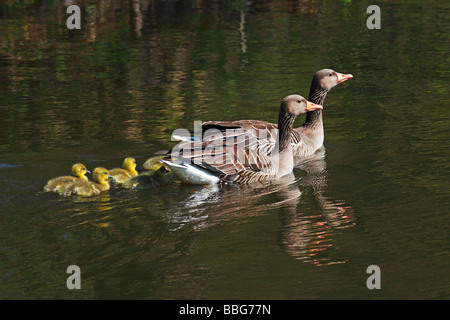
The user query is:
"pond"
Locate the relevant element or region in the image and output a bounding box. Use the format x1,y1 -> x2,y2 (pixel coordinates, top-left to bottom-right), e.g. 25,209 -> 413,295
0,0 -> 448,299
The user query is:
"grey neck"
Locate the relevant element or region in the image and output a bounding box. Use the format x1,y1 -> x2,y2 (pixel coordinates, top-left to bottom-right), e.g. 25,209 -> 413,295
276,112 -> 296,153
302,85 -> 328,130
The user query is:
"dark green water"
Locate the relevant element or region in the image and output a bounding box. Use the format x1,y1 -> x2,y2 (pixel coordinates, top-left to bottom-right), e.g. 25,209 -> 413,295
0,0 -> 448,299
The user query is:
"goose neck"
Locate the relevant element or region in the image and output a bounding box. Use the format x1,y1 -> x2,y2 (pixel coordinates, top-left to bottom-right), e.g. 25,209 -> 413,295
276,113 -> 296,153
302,87 -> 327,130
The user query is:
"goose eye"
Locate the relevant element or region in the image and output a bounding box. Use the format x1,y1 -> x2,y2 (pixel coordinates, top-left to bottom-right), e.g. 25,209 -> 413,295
297,100 -> 302,103
328,73 -> 333,77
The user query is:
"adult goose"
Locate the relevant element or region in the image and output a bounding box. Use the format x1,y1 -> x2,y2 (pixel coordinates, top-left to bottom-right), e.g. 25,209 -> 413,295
161,95 -> 322,185
181,69 -> 352,159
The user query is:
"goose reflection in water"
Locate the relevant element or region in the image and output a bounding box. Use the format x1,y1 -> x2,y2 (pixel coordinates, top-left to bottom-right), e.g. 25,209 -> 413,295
165,146 -> 355,266
278,147 -> 355,266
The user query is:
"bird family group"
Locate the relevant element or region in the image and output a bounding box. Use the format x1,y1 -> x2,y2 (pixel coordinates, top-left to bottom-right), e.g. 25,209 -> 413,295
44,69 -> 353,196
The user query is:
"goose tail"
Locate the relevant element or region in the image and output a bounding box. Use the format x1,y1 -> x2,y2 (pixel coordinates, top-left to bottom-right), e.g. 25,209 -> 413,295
160,159 -> 220,185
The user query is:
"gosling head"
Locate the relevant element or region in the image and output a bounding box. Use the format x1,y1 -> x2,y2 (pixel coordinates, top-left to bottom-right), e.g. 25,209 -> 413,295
282,94 -> 323,117
122,157 -> 137,171
313,68 -> 353,92
92,167 -> 113,184
71,163 -> 90,180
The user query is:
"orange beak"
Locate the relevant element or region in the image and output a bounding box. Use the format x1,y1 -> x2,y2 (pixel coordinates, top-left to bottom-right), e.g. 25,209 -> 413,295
306,100 -> 323,111
336,72 -> 354,84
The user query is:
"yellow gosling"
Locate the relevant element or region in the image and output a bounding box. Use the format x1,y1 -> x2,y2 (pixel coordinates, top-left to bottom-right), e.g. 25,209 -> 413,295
62,167 -> 112,197
143,156 -> 171,173
44,163 -> 90,194
122,165 -> 172,189
109,157 -> 138,184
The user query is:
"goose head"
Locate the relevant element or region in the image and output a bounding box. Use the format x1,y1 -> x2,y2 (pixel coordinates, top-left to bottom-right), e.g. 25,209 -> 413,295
71,163 -> 90,180
92,167 -> 113,184
282,94 -> 323,117
314,68 -> 353,92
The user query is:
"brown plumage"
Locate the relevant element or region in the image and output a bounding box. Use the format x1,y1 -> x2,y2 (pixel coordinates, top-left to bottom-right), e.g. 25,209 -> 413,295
162,95 -> 322,185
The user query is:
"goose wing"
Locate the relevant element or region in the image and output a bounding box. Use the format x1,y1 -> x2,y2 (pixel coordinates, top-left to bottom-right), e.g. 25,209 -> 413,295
169,135 -> 274,184
200,120 -> 281,155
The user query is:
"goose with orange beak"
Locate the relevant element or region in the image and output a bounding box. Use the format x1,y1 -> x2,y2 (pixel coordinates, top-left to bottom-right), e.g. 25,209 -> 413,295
161,95 -> 322,185
195,69 -> 353,160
